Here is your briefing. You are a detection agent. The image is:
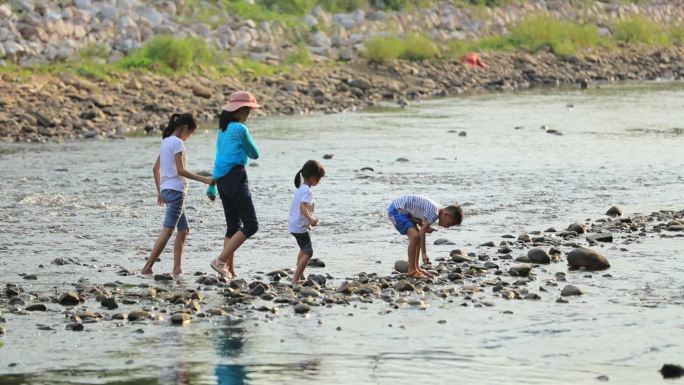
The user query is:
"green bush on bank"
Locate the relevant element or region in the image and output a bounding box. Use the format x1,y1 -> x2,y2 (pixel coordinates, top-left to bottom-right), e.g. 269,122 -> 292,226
118,35 -> 219,73
364,33 -> 439,61
612,16 -> 669,45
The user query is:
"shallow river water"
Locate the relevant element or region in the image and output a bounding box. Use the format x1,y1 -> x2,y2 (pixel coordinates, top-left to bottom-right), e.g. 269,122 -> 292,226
0,83 -> 683,385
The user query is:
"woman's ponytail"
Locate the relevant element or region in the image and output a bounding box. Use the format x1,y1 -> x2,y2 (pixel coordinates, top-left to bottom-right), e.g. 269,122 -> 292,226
294,169 -> 303,188
162,113 -> 198,139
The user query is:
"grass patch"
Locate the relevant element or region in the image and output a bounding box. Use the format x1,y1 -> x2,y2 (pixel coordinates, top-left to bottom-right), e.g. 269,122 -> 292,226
401,33 -> 440,60
284,44 -> 313,65
364,33 -> 439,61
118,35 -> 220,73
612,16 -> 669,45
447,15 -> 610,58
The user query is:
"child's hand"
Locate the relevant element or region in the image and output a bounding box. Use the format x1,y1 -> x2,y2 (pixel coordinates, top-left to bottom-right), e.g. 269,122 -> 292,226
422,255 -> 431,265
202,176 -> 213,185
310,217 -> 319,226
157,193 -> 164,207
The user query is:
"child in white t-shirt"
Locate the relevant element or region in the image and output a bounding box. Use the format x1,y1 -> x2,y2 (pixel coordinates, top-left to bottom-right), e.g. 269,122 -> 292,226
289,160 -> 326,283
141,113 -> 212,276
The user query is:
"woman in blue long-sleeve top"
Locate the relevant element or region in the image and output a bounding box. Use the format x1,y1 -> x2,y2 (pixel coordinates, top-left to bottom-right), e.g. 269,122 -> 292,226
209,91 -> 261,278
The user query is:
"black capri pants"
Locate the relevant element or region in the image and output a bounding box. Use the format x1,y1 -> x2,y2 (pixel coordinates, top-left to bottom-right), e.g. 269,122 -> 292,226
291,232 -> 313,257
217,165 -> 258,239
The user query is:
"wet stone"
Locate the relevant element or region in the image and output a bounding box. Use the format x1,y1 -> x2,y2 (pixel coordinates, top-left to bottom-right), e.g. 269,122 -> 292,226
154,274 -> 173,281
59,292 -> 80,306
23,274 -> 38,280
128,310 -> 150,322
587,233 -> 613,243
606,205 -> 624,217
294,303 -> 311,314
567,247 -> 610,271
308,274 -> 327,286
101,296 -> 118,309
479,241 -> 495,247
509,264 -> 531,277
660,364 -> 684,379
171,313 -> 191,325
561,285 -> 583,297
527,248 -> 551,264
393,280 -> 415,292
66,323 -> 84,331
567,223 -> 586,234
299,287 -> 321,298
308,258 -> 326,268
394,260 -> 409,273
25,304 -> 47,311
266,270 -> 288,278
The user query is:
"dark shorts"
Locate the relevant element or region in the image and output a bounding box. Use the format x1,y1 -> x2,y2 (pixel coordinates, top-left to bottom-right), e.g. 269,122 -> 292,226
162,189 -> 189,231
388,203 -> 416,235
217,165 -> 258,239
291,232 -> 313,256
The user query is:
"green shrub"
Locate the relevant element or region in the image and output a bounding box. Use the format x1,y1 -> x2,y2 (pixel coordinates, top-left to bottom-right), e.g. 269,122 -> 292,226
507,15 -> 607,56
670,25 -> 684,45
284,44 -> 313,65
363,35 -> 404,61
118,35 -> 220,73
256,0 -> 316,15
400,33 -> 440,60
612,16 -> 668,45
318,0 -> 367,12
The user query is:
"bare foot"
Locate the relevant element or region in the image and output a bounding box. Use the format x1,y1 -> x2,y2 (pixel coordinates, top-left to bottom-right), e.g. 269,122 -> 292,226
172,268 -> 183,276
141,268 -> 153,275
418,268 -> 433,277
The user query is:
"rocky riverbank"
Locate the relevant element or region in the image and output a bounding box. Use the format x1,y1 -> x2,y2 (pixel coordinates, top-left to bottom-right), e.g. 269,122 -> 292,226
1,0 -> 684,65
2,46 -> 684,143
1,206 -> 683,336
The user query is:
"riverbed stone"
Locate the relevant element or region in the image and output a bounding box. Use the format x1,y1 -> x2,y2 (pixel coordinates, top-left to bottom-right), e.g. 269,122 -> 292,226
527,248 -> 550,264
560,284 -> 583,296
394,260 -> 409,273
294,303 -> 311,314
171,312 -> 191,325
587,233 -> 613,243
606,205 -> 624,217
567,247 -> 610,270
59,292 -> 80,306
101,296 -> 118,309
25,304 -> 47,311
509,264 -> 531,277
393,280 -> 415,292
567,223 -> 587,234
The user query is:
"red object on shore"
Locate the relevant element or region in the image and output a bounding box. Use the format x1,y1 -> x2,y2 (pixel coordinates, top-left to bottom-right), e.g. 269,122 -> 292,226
463,52 -> 487,68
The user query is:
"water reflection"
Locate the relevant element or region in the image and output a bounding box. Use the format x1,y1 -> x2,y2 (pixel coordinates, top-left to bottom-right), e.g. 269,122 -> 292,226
215,318 -> 247,385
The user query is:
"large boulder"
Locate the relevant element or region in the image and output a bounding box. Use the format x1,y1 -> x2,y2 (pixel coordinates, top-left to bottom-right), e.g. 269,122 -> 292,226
567,247 -> 610,270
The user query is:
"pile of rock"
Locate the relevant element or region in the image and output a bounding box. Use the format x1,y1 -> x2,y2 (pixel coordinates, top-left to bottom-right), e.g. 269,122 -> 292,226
2,0 -> 684,65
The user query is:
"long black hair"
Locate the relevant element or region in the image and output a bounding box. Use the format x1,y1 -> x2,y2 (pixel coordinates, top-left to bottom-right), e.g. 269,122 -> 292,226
294,160 -> 325,188
219,107 -> 250,131
162,113 -> 198,138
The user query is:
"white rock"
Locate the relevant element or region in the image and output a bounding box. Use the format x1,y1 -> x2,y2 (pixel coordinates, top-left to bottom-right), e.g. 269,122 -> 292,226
11,0 -> 34,13
310,31 -> 331,47
99,4 -> 118,19
303,15 -> 317,27
0,43 -> 5,59
0,4 -> 12,18
139,7 -> 163,28
74,0 -> 92,11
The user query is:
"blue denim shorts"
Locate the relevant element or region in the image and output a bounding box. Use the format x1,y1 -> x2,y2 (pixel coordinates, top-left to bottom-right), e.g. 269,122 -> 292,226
162,189 -> 189,231
388,203 -> 416,235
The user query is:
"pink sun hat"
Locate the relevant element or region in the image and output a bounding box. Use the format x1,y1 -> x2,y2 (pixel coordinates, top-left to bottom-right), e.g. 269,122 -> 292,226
222,91 -> 261,112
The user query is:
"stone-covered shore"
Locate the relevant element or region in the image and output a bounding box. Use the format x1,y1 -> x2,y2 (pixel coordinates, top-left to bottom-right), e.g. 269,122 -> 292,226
2,46 -> 683,143
1,207 -> 683,334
